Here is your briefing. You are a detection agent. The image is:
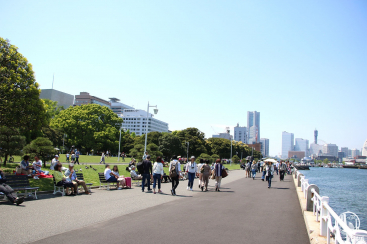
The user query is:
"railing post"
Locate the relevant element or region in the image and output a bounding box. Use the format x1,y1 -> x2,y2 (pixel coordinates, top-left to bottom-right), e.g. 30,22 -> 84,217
303,179 -> 309,198
297,173 -> 304,187
306,185 -> 319,212
320,196 -> 329,237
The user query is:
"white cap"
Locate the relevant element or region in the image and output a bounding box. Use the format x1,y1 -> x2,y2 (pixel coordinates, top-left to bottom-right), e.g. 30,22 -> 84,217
69,163 -> 74,167
191,156 -> 195,159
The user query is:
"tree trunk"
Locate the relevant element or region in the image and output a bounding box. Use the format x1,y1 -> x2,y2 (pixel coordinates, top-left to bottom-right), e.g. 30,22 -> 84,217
3,154 -> 8,166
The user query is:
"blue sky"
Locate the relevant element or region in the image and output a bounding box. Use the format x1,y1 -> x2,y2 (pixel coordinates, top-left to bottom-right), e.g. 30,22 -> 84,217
1,0 -> 366,156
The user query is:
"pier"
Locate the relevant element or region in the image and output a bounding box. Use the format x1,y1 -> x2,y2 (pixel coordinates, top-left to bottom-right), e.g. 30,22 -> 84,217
1,170 -> 309,244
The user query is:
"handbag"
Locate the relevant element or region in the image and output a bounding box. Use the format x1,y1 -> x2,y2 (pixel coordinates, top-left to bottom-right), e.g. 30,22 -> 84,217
222,168 -> 228,178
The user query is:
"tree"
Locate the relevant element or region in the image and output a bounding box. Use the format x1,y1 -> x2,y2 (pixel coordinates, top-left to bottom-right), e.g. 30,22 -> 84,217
42,99 -> 64,123
50,104 -> 123,153
206,138 -> 231,158
23,137 -> 56,167
0,126 -> 26,165
158,133 -> 184,160
211,154 -> 220,163
173,128 -> 207,157
0,38 -> 47,136
195,153 -> 211,163
323,158 -> 329,165
134,131 -> 162,147
232,155 -> 240,164
129,144 -> 144,160
146,143 -> 163,161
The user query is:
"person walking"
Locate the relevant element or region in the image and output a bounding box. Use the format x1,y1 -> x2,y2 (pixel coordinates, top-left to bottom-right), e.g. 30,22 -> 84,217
201,159 -> 211,191
266,162 -> 275,188
279,161 -> 287,181
251,161 -> 257,180
152,156 -> 164,194
245,161 -> 251,178
169,155 -> 181,196
197,159 -> 204,189
186,156 -> 197,191
214,159 -> 224,191
99,152 -> 105,164
75,149 -> 80,165
141,155 -> 152,192
260,160 -> 264,172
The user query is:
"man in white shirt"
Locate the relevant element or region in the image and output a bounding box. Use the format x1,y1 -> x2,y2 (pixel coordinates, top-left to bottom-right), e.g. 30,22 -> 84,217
186,156 -> 197,191
104,164 -> 121,189
169,155 -> 181,196
33,156 -> 43,173
50,155 -> 59,170
197,159 -> 204,189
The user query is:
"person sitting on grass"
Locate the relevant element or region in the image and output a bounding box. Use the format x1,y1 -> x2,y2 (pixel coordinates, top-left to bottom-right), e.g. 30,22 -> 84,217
129,165 -> 142,180
20,155 -> 33,175
65,163 -> 90,195
104,164 -> 121,190
112,165 -> 127,188
54,163 -> 76,196
32,156 -> 44,174
0,169 -> 24,205
50,155 -> 59,170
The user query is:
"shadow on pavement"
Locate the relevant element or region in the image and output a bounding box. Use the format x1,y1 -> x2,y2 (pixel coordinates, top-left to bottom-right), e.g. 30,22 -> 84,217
274,187 -> 290,190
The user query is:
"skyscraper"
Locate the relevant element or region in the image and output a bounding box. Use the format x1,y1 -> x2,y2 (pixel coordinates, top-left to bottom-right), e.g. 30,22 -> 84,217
234,123 -> 247,143
314,129 -> 318,144
294,138 -> 309,157
260,138 -> 269,157
247,111 -> 260,144
282,131 -> 294,159
340,147 -> 349,159
322,144 -> 338,157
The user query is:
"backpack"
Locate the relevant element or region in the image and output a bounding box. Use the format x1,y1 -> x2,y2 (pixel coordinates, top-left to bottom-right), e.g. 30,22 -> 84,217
169,161 -> 178,178
137,161 -> 144,175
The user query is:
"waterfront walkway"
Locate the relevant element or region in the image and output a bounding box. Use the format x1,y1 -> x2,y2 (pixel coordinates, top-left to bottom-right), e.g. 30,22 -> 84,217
1,170 -> 309,244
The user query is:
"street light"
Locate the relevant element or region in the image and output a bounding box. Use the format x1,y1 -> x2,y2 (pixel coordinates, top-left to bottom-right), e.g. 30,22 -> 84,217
185,141 -> 189,163
118,126 -> 126,162
144,102 -> 158,153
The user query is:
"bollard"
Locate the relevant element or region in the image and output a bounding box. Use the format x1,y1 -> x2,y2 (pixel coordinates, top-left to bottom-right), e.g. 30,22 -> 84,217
294,170 -> 298,179
320,196 -> 330,237
303,179 -> 309,198
306,184 -> 319,211
297,174 -> 304,187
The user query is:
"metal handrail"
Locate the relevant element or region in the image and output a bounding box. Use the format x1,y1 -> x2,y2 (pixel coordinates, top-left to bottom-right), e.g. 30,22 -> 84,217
295,169 -> 367,244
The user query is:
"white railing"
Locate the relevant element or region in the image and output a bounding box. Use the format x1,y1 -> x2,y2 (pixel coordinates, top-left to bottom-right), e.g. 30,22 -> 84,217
295,169 -> 367,244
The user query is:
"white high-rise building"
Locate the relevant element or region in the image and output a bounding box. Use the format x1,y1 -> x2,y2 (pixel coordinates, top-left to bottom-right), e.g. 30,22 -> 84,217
109,98 -> 134,117
234,123 -> 247,143
294,138 -> 309,157
362,140 -> 367,157
260,138 -> 269,157
351,148 -> 360,158
340,147 -> 349,158
247,111 -> 260,144
122,109 -> 169,136
282,131 -> 294,159
322,144 -> 338,157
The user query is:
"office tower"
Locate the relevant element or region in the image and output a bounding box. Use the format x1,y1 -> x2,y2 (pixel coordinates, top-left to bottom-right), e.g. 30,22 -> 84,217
314,129 -> 318,144
234,123 -> 247,143
340,147 -> 349,159
247,111 -> 260,143
322,144 -> 339,157
282,131 -> 294,159
260,138 -> 269,157
294,138 -> 309,157
74,92 -> 111,108
40,89 -> 74,108
109,97 -> 134,118
350,149 -> 360,158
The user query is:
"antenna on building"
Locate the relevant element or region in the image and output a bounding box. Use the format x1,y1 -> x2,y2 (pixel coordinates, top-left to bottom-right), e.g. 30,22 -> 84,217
52,73 -> 54,89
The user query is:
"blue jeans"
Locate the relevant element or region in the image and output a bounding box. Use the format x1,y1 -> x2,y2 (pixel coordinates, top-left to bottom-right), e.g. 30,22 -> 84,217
153,174 -> 161,189
142,174 -> 151,191
268,175 -> 273,187
187,172 -> 195,189
262,170 -> 266,180
251,169 -> 256,178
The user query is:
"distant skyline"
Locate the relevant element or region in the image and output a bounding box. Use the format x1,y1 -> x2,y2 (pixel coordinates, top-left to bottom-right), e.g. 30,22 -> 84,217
1,0 -> 366,156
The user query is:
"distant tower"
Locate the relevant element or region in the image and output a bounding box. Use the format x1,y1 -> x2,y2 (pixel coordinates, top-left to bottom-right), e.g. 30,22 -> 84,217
314,129 -> 318,144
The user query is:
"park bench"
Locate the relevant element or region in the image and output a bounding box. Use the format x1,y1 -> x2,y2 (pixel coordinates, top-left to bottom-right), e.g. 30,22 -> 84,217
98,173 -> 117,190
52,175 -> 65,196
5,175 -> 39,200
130,172 -> 142,186
75,173 -> 93,193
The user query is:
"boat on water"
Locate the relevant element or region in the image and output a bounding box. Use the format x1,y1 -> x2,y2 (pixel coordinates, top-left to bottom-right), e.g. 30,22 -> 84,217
342,165 -> 360,169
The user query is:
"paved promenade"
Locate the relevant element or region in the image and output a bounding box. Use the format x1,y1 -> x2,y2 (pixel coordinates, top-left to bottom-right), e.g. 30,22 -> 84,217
1,170 -> 309,244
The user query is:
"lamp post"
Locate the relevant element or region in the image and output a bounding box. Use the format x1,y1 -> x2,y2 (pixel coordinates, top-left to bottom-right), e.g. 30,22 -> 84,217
118,126 -> 123,162
144,102 -> 158,153
186,141 -> 189,163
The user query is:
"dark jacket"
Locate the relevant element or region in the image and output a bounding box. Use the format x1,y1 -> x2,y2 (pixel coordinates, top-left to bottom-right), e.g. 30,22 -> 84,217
142,160 -> 152,175
0,171 -> 7,184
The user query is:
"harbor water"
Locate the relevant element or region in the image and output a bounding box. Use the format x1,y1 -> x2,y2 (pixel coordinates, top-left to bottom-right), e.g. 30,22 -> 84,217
300,167 -> 367,231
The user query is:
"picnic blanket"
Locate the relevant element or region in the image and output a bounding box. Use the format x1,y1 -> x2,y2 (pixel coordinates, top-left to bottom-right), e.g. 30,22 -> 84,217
14,172 -> 53,178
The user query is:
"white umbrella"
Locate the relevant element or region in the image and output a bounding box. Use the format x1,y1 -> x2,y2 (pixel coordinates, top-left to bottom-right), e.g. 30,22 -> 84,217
264,158 -> 278,163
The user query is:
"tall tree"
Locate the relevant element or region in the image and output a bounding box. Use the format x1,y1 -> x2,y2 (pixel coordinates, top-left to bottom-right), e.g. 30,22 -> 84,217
173,128 -> 207,158
158,133 -> 185,160
42,99 -> 64,123
0,126 -> 26,165
0,38 -> 47,137
50,104 -> 123,153
206,137 -> 231,158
